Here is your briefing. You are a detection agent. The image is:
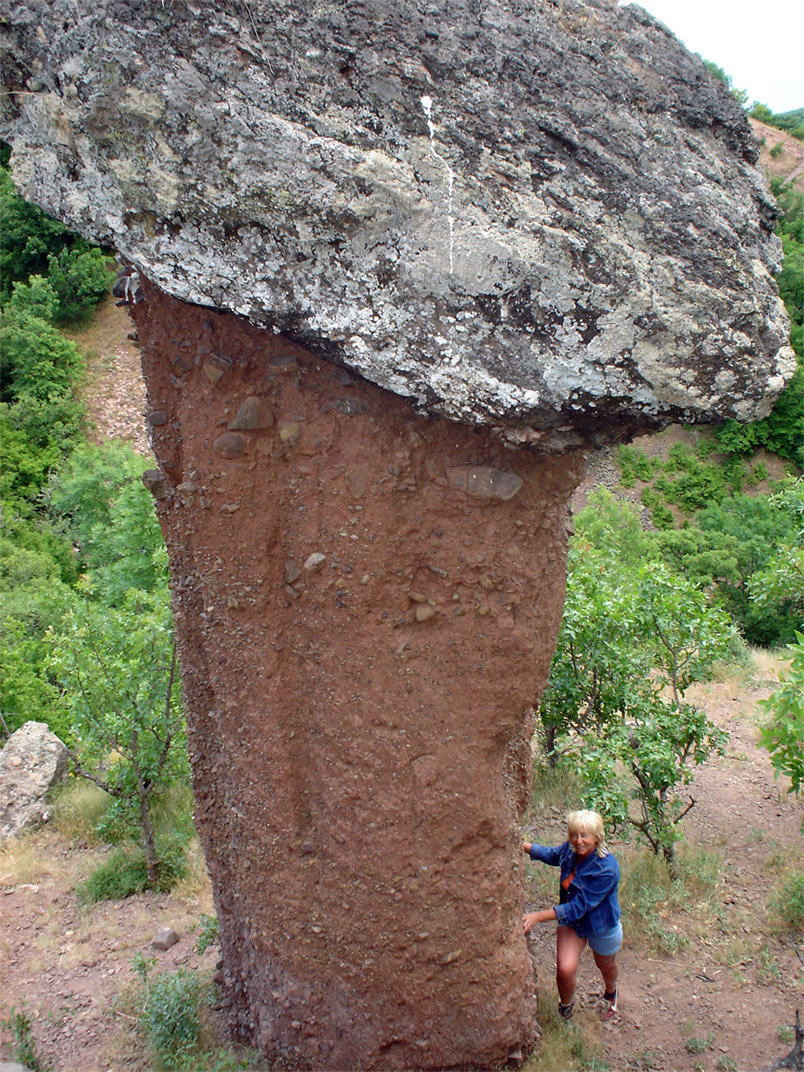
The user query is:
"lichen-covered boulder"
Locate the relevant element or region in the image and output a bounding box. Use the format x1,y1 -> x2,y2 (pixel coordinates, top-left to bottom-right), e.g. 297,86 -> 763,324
0,0 -> 794,451
0,722 -> 69,839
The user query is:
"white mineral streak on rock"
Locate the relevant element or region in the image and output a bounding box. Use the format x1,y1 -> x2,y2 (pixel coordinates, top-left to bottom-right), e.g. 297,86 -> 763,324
420,95 -> 456,274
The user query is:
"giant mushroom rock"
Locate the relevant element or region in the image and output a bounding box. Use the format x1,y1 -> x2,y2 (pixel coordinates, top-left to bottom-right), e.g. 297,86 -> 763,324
0,0 -> 794,1066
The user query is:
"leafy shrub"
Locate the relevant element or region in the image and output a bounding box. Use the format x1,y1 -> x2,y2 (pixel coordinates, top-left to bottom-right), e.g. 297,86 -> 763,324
754,366 -> 804,467
196,913 -> 220,955
573,488 -> 655,567
650,498 -> 675,530
0,396 -> 87,512
759,634 -> 804,798
661,445 -> 731,512
78,838 -> 187,902
695,495 -> 799,647
0,164 -> 70,297
7,274 -> 59,322
0,1006 -> 51,1072
0,307 -> 84,401
0,531 -> 76,741
46,245 -> 111,323
615,445 -> 656,487
772,871 -> 804,931
46,441 -> 165,600
143,970 -> 202,1069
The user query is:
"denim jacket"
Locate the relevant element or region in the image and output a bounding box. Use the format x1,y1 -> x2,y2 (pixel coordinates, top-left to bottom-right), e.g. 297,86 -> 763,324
528,841 -> 620,938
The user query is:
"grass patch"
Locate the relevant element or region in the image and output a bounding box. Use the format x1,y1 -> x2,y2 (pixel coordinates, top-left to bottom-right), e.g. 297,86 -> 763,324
1,1005 -> 52,1071
521,989 -> 607,1072
771,870 -> 804,932
78,845 -> 151,902
619,847 -> 722,955
0,833 -> 52,887
195,913 -> 220,955
685,1034 -> 713,1054
529,761 -> 585,815
755,941 -> 781,984
49,780 -> 110,843
172,837 -> 214,906
778,1023 -> 795,1045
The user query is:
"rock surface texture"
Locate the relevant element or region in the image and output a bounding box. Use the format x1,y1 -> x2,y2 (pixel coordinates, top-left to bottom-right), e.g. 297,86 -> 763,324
0,0 -> 796,1067
131,281 -> 579,1068
0,0 -> 794,451
0,722 -> 69,839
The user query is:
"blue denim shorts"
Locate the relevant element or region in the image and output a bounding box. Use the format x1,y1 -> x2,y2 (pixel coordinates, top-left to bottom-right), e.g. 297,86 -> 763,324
586,921 -> 623,956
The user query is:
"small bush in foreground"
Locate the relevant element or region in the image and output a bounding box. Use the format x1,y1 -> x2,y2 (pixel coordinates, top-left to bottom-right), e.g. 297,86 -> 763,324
143,969 -> 201,1069
78,846 -> 150,902
196,913 -> 220,955
125,960 -> 258,1071
772,871 -> 804,932
1,1005 -> 51,1072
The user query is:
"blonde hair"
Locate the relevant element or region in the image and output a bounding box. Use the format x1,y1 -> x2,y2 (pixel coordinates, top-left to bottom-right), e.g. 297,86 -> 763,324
566,809 -> 609,857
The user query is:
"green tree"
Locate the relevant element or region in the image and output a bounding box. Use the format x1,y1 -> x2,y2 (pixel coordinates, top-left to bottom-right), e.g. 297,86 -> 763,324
46,582 -> 185,887
573,487 -> 656,567
47,442 -> 164,603
569,695 -> 727,874
759,634 -> 804,803
0,164 -> 70,298
540,552 -> 733,872
0,306 -> 84,401
748,477 -> 804,622
46,246 -> 111,323
0,537 -> 74,740
632,563 -> 737,703
695,494 -> 799,646
538,544 -> 643,762
6,274 -> 59,322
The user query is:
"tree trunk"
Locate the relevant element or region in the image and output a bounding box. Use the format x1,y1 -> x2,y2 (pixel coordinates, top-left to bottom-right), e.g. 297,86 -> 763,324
544,721 -> 559,767
132,743 -> 158,888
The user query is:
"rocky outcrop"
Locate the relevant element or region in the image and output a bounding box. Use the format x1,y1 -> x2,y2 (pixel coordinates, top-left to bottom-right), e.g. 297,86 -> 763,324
0,722 -> 69,839
132,281 -> 579,1068
0,0 -> 794,452
0,0 -> 796,1067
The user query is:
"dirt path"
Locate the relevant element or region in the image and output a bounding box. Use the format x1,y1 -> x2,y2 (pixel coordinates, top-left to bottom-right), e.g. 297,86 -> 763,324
524,661 -> 804,1072
0,834 -> 219,1070
63,294 -> 151,457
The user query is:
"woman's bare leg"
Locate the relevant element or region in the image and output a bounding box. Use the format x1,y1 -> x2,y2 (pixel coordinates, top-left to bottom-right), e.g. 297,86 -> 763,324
555,925 -> 587,1006
592,950 -> 618,994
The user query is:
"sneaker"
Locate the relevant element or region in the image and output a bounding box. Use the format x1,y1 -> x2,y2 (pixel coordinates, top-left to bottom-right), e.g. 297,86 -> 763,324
558,1001 -> 575,1020
599,989 -> 618,1022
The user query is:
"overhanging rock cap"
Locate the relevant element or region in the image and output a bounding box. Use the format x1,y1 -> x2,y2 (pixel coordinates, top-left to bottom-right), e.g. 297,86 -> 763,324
0,0 -> 795,450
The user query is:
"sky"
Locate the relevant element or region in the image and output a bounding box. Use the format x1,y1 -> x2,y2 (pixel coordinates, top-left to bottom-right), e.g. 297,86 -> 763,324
620,0 -> 804,114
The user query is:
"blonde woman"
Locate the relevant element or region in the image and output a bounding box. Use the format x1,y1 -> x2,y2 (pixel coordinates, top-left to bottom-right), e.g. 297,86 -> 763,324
523,809 -> 622,1022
